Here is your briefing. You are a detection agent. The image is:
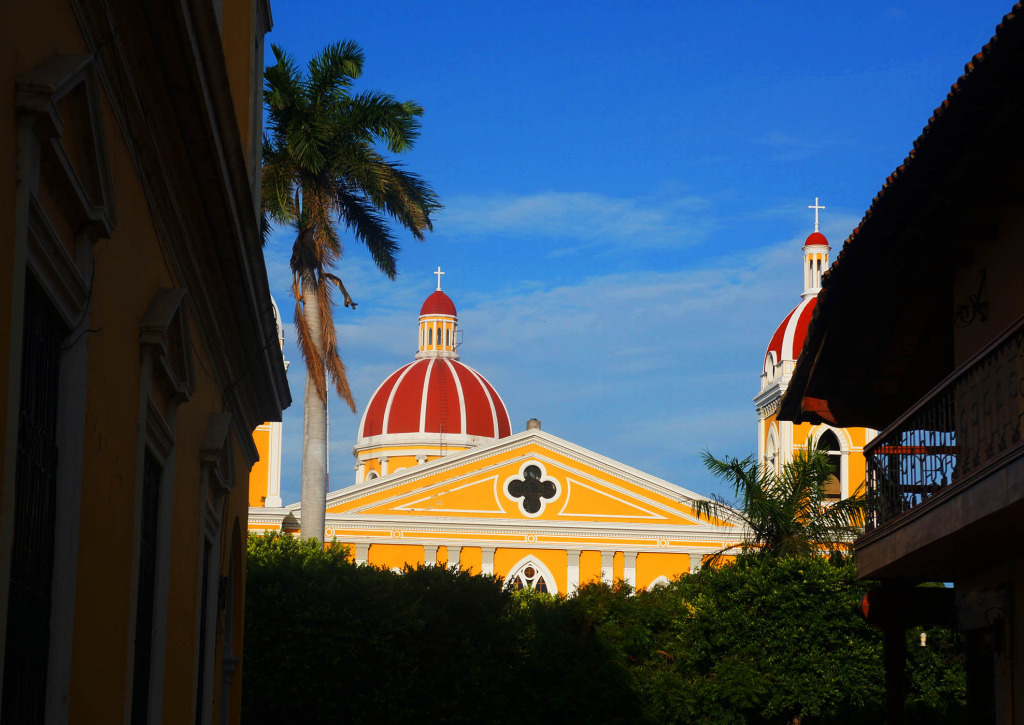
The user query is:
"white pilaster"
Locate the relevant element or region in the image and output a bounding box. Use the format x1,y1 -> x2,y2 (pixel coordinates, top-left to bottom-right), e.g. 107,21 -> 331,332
623,552 -> 637,589
449,545 -> 461,571
356,462 -> 364,484
780,420 -> 794,467
424,545 -> 438,567
691,554 -> 703,573
481,547 -> 495,576
601,551 -> 614,584
379,456 -> 389,476
840,452 -> 850,500
757,412 -> 766,471
264,420 -> 283,507
567,550 -> 581,593
355,543 -> 369,566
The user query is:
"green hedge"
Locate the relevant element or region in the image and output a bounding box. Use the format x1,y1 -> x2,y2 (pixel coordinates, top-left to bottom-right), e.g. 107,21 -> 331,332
243,534 -> 965,724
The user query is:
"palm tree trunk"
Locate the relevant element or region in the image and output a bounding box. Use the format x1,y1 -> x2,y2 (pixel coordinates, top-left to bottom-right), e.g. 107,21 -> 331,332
300,270 -> 327,544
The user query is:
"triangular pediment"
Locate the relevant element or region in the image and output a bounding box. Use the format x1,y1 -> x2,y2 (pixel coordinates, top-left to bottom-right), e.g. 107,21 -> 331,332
315,429 -> 735,531
391,475 -> 505,515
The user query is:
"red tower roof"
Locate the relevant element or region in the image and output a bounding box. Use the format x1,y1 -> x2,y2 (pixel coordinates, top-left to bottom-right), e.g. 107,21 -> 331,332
803,231 -> 829,247
420,290 -> 457,316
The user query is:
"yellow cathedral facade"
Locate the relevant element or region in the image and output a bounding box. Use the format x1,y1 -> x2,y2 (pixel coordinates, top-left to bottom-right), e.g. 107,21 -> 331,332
250,201 -> 867,590
755,200 -> 872,501
249,274 -> 742,592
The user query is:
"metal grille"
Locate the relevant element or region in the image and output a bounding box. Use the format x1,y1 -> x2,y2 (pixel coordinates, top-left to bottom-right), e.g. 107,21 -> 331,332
2,276 -> 63,724
131,449 -> 162,724
866,319 -> 1024,529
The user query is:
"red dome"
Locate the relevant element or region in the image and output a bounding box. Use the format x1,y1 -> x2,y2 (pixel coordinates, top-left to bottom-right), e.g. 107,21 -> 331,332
420,291 -> 457,316
803,231 -> 829,247
766,297 -> 817,364
358,358 -> 511,442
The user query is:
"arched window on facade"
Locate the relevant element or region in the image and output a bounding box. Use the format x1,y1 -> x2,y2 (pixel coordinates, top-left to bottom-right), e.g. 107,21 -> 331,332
818,430 -> 842,500
765,427 -> 779,475
428,328 -> 432,345
505,558 -> 557,595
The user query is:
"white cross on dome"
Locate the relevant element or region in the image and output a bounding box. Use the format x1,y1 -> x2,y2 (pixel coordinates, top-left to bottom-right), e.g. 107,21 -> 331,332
808,197 -> 825,232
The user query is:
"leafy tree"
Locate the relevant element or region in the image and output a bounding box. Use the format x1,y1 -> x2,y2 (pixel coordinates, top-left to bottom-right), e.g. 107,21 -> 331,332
665,555 -> 886,724
693,446 -> 866,560
242,537 -> 964,724
262,42 -> 440,541
243,533 -> 640,724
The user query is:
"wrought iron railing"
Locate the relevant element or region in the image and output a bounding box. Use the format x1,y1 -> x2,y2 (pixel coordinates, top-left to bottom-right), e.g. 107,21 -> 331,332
865,317 -> 1024,530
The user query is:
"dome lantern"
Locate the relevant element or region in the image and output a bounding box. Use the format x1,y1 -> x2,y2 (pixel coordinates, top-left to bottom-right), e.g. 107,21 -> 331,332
802,197 -> 831,299
416,267 -> 459,360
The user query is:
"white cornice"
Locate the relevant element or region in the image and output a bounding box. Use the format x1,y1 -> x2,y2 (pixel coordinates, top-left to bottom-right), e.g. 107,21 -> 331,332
306,429 -> 713,513
252,508 -> 740,544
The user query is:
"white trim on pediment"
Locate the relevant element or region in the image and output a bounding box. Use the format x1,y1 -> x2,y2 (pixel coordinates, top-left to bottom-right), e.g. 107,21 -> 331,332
557,477 -> 667,520
392,475 -> 505,515
332,452 -> 712,526
323,429 -> 714,513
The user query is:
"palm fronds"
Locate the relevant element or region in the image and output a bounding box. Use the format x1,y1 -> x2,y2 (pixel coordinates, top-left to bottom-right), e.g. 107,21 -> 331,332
690,443 -> 866,564
262,40 -> 440,406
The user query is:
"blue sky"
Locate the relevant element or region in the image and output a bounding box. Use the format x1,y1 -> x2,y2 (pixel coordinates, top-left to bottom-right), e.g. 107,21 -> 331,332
263,1 -> 1015,505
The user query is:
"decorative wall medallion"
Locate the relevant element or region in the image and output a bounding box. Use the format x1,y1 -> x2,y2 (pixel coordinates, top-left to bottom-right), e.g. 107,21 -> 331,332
391,530 -> 403,539
954,269 -> 988,328
503,462 -> 560,518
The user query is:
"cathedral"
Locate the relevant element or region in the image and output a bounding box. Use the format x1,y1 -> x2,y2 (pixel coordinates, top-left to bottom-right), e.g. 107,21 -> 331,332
249,275 -> 742,592
755,200 -> 871,500
249,200 -> 867,590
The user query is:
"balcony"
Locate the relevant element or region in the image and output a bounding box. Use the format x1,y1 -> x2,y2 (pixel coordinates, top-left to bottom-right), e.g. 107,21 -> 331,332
864,317 -> 1024,533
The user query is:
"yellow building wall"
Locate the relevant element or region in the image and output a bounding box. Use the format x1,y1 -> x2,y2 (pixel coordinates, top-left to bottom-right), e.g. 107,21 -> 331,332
0,1 -> 271,722
459,547 -> 482,574
761,410 -> 870,498
358,447 -> 467,480
249,424 -> 272,506
70,88 -> 170,721
636,553 -> 690,589
494,548 -> 568,594
368,544 -> 424,570
579,551 -> 603,584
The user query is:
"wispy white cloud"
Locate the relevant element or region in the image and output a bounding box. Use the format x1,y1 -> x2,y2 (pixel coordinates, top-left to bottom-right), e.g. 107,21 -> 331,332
267,194 -> 833,505
436,191 -> 717,249
276,235 -> 804,504
755,131 -> 852,162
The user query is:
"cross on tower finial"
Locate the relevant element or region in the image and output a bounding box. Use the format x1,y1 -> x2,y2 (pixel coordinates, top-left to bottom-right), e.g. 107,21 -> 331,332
808,197 -> 825,232
433,266 -> 445,291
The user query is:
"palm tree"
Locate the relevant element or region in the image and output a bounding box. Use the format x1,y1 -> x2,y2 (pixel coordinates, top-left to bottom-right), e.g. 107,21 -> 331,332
262,42 -> 440,542
691,444 -> 865,562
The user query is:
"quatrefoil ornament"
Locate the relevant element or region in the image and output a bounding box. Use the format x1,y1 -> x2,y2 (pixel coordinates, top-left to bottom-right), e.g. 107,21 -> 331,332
504,463 -> 560,517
